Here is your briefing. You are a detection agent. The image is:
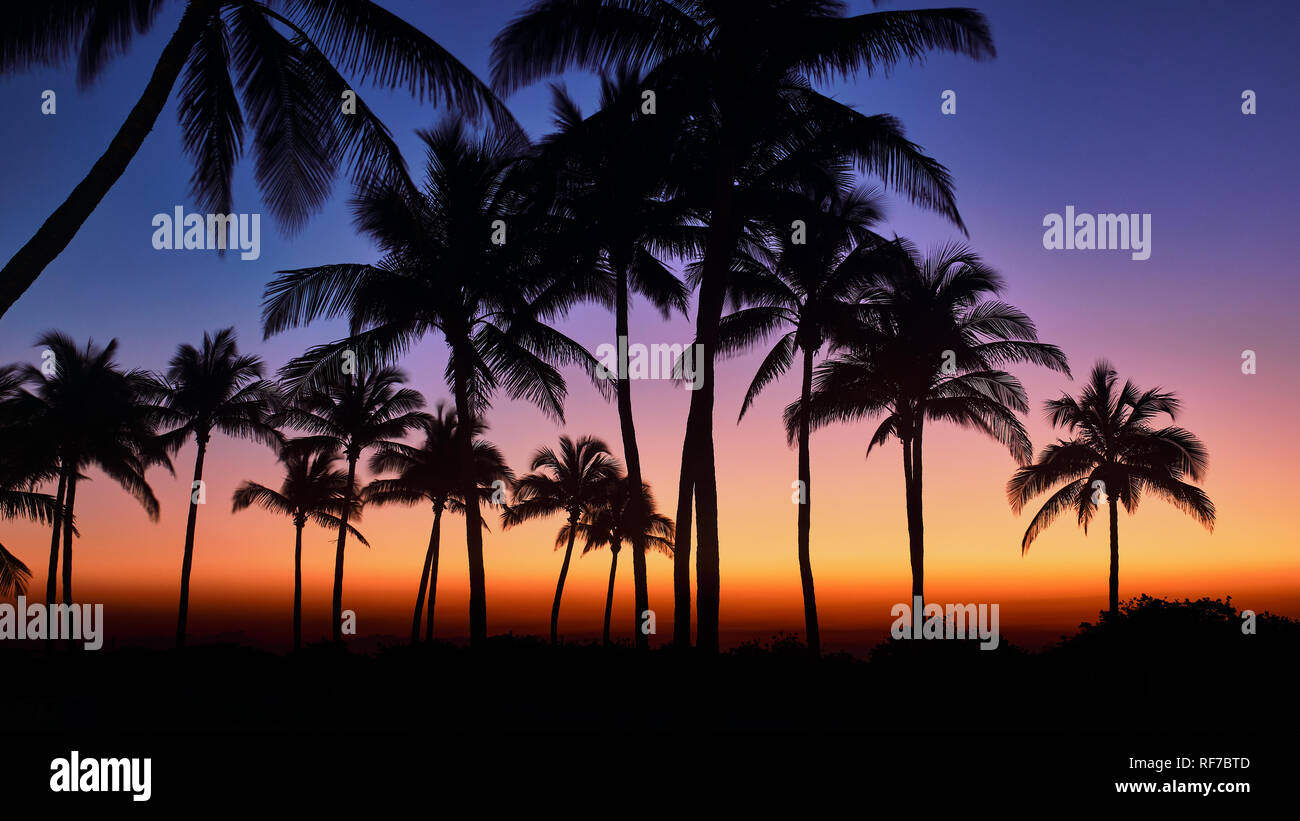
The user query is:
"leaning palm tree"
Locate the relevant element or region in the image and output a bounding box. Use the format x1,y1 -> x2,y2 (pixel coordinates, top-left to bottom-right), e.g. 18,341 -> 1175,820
0,0 -> 516,318
723,181 -> 888,656
150,328 -> 280,648
363,402 -> 513,644
792,244 -> 1070,604
232,443 -> 366,652
532,70 -> 694,652
3,333 -> 170,605
501,436 -> 620,646
1007,361 -> 1215,616
261,118 -> 609,647
272,366 -> 426,642
493,0 -> 994,652
563,477 -> 674,646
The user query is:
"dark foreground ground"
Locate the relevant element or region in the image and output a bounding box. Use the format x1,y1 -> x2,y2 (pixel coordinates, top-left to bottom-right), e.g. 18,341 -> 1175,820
4,596 -> 1295,806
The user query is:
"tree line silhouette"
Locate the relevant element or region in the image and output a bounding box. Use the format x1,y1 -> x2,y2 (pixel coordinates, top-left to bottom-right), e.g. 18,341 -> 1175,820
0,1 -> 1216,655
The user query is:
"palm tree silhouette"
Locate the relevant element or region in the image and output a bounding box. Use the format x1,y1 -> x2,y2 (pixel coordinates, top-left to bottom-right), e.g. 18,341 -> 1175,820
262,118 -> 608,647
272,366 -> 426,643
493,0 -> 994,652
232,443 -> 366,652
3,333 -> 170,606
0,0 -> 515,318
363,402 -> 513,644
531,70 -> 694,651
0,365 -> 59,597
150,328 -> 280,648
724,181 -> 888,656
564,477 -> 674,646
793,244 -> 1069,603
502,436 -> 621,646
1007,361 -> 1215,616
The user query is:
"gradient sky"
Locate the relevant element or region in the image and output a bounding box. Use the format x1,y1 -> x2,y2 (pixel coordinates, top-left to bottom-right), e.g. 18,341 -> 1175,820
1,0 -> 1296,652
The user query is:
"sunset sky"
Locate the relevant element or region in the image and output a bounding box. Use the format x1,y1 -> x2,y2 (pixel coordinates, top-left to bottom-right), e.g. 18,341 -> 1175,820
0,0 -> 1296,653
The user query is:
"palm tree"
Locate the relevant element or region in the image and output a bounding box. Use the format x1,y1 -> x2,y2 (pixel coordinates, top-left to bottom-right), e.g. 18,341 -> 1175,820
261,118 -> 609,647
563,477 -> 674,646
0,0 -> 516,318
723,181 -> 888,656
794,244 -> 1070,604
1007,361 -> 1215,616
232,443 -> 366,652
0,366 -> 58,597
501,436 -> 621,646
151,328 -> 280,648
531,70 -> 694,652
363,402 -> 512,644
272,366 -> 426,643
493,0 -> 994,652
3,333 -> 169,606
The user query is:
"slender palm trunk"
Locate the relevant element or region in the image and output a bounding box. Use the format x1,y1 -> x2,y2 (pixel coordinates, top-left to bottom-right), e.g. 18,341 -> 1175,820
45,467 -> 66,605
1108,495 -> 1120,617
0,0 -> 213,318
603,545 -> 620,647
796,345 -> 820,656
551,511 -> 580,646
680,141 -> 738,655
60,474 -> 78,606
452,351 -> 487,646
903,422 -> 926,602
425,507 -> 442,642
672,411 -> 695,648
293,519 -> 304,653
412,505 -> 443,643
614,262 -> 651,652
175,433 -> 208,648
331,453 -> 357,643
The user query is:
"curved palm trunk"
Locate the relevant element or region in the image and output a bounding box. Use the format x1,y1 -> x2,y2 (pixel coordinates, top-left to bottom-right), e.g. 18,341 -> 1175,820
331,454 -> 358,643
45,467 -> 66,606
679,141 -> 739,655
425,507 -> 442,642
411,505 -> 442,643
175,434 -> 209,648
551,511 -> 580,646
614,262 -> 651,652
603,545 -> 620,647
1108,496 -> 1120,617
796,345 -> 820,656
452,351 -> 487,647
0,1 -> 212,318
293,520 -> 304,653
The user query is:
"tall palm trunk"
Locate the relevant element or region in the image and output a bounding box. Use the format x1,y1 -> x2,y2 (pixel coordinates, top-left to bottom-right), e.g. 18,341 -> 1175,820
293,518 -> 304,653
425,506 -> 442,642
603,544 -> 620,647
175,432 -> 209,648
674,142 -> 738,654
331,452 -> 357,643
613,261 -> 651,651
45,467 -> 66,605
551,510 -> 580,646
411,504 -> 442,643
0,1 -> 212,318
60,474 -> 79,606
452,351 -> 487,646
796,344 -> 820,656
1108,495 -> 1120,617
902,421 -> 926,603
